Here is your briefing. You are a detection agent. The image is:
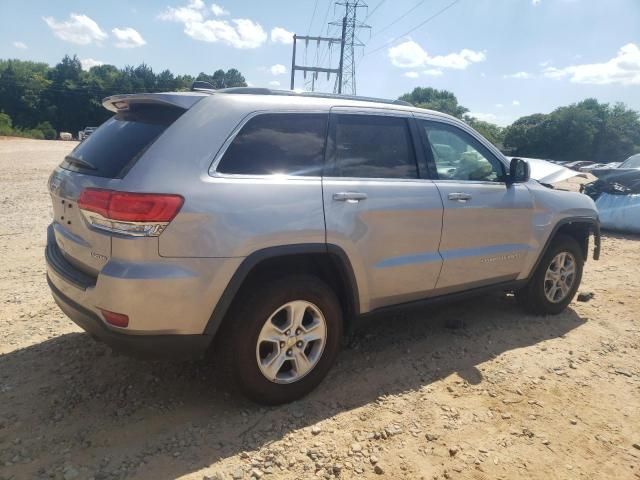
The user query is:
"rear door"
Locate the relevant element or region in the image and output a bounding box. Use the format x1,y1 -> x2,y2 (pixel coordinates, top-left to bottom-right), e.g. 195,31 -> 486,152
49,104 -> 184,276
322,108 -> 444,312
416,117 -> 534,292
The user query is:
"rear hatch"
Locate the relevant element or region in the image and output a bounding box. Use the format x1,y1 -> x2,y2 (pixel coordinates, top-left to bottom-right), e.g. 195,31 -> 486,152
48,95 -> 203,277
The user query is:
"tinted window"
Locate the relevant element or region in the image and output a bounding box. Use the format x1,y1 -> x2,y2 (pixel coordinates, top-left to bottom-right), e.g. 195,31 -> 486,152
621,154 -> 640,168
61,105 -> 183,178
331,115 -> 417,179
421,121 -> 505,182
217,114 -> 328,176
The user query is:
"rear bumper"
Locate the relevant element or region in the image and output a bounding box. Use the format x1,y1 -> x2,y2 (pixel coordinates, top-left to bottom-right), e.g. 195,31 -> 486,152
47,275 -> 211,360
44,223 -> 242,336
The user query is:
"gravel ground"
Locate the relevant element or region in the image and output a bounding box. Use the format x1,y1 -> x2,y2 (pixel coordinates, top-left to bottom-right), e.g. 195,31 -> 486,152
1,138 -> 639,480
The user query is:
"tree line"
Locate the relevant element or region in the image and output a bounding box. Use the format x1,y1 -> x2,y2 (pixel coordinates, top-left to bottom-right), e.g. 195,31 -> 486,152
1,56 -> 639,163
0,55 -> 246,138
400,87 -> 640,163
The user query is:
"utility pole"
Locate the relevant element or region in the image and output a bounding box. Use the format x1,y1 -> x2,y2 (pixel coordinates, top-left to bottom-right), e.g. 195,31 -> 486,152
331,1 -> 370,95
289,0 -> 369,94
289,34 -> 343,91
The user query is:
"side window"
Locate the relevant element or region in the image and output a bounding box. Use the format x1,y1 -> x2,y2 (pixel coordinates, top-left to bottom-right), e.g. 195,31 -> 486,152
421,121 -> 505,182
217,113 -> 327,176
330,114 -> 418,179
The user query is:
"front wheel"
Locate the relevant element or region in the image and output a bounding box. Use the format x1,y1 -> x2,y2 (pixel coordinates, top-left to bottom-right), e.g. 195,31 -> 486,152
218,275 -> 343,405
517,234 -> 584,315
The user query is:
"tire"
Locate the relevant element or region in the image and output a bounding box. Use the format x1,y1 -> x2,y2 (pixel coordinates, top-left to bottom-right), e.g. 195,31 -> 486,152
517,234 -> 584,315
216,274 -> 343,405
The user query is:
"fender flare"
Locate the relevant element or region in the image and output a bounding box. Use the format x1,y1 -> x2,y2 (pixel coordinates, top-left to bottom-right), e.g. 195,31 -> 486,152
203,243 -> 360,336
530,216 -> 601,276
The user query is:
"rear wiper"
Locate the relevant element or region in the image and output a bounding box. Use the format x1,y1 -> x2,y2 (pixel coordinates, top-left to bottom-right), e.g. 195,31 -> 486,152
64,155 -> 97,170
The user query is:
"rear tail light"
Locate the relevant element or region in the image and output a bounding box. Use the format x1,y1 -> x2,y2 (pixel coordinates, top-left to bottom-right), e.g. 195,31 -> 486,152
78,188 -> 183,237
99,308 -> 129,328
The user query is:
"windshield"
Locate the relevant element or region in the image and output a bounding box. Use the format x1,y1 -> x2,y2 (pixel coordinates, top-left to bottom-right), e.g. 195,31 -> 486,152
620,154 -> 640,169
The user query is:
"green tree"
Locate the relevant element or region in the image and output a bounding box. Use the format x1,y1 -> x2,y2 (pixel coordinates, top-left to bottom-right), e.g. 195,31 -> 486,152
399,87 -> 468,118
504,99 -> 640,162
0,56 -> 248,136
464,116 -> 505,146
196,68 -> 247,89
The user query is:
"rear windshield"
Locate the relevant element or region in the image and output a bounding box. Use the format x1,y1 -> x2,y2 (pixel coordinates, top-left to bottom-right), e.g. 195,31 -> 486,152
621,154 -> 640,169
60,105 -> 184,178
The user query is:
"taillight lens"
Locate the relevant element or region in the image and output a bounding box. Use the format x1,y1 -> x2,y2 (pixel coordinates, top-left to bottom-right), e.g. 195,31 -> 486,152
99,308 -> 129,328
78,188 -> 183,237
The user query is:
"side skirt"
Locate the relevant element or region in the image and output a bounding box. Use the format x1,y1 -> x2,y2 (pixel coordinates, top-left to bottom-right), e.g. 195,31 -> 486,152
353,278 -> 529,325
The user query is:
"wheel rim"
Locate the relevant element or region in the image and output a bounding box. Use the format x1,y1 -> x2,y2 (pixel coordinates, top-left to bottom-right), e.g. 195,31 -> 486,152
255,300 -> 327,384
544,251 -> 577,303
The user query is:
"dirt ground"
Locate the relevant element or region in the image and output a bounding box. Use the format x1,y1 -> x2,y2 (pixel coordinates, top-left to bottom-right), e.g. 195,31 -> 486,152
1,138 -> 639,480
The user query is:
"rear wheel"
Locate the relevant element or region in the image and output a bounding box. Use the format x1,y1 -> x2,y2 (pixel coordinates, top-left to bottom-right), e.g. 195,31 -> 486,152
517,234 -> 584,315
217,275 -> 343,405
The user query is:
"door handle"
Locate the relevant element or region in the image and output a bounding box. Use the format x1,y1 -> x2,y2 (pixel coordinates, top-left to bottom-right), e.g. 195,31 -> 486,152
333,192 -> 368,202
448,192 -> 472,202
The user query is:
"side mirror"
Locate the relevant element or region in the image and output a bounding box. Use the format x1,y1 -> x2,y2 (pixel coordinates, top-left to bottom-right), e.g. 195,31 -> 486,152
508,158 -> 530,185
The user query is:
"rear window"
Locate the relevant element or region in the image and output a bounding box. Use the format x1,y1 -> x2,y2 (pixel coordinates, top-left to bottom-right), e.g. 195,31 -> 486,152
61,105 -> 184,178
621,154 -> 640,169
216,113 -> 328,176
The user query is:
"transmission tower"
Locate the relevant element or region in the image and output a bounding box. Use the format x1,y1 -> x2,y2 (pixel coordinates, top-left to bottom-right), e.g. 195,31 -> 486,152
330,1 -> 370,95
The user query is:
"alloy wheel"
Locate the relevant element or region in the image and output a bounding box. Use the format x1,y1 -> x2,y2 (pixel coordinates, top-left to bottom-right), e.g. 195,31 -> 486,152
255,300 -> 327,384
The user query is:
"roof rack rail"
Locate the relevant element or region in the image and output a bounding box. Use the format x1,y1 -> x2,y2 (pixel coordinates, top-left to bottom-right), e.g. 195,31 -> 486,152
191,80 -> 215,91
215,87 -> 413,107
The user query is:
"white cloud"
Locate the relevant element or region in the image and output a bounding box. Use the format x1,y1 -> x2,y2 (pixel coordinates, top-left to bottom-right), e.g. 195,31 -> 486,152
388,41 -> 429,68
80,58 -> 104,71
184,18 -> 266,48
159,1 -> 267,49
43,13 -> 108,45
539,60 -> 551,67
269,80 -> 281,87
512,100 -> 520,106
495,103 -> 504,108
270,64 -> 287,75
158,0 -> 206,23
388,41 -> 485,71
542,43 -> 640,85
211,3 -> 229,16
271,27 -> 293,45
503,71 -> 532,79
404,71 -> 419,79
426,49 -> 486,69
532,0 -> 541,5
423,68 -> 443,76
112,27 -> 146,48
13,41 -> 27,49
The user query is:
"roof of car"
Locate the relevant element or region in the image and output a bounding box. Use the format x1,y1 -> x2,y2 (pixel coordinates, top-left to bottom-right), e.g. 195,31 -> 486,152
211,87 -> 414,107
102,87 -> 452,121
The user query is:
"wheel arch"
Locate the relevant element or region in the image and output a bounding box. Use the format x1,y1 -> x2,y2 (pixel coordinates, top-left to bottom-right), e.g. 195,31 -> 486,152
204,244 -> 360,338
530,217 -> 600,277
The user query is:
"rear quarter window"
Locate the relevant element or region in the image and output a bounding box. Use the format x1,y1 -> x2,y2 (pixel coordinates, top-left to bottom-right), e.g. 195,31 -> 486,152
216,113 -> 328,176
60,105 -> 184,178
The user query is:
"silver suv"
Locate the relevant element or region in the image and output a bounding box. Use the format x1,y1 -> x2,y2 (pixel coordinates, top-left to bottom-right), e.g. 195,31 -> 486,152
46,87 -> 601,404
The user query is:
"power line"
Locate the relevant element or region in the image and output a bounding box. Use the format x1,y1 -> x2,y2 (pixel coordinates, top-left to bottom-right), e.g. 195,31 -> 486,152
370,0 -> 426,39
320,0 -> 334,32
365,0 -> 462,56
307,0 -> 321,35
365,0 -> 386,20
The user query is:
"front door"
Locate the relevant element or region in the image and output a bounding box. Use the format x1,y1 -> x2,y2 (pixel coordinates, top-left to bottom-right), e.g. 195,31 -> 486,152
416,118 -> 535,293
322,110 -> 444,312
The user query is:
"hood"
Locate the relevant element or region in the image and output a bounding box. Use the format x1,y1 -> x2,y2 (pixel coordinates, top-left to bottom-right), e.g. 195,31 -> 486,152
508,157 -> 582,184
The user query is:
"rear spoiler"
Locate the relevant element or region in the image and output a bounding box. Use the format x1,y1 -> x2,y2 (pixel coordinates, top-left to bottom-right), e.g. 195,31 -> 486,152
102,92 -> 209,113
